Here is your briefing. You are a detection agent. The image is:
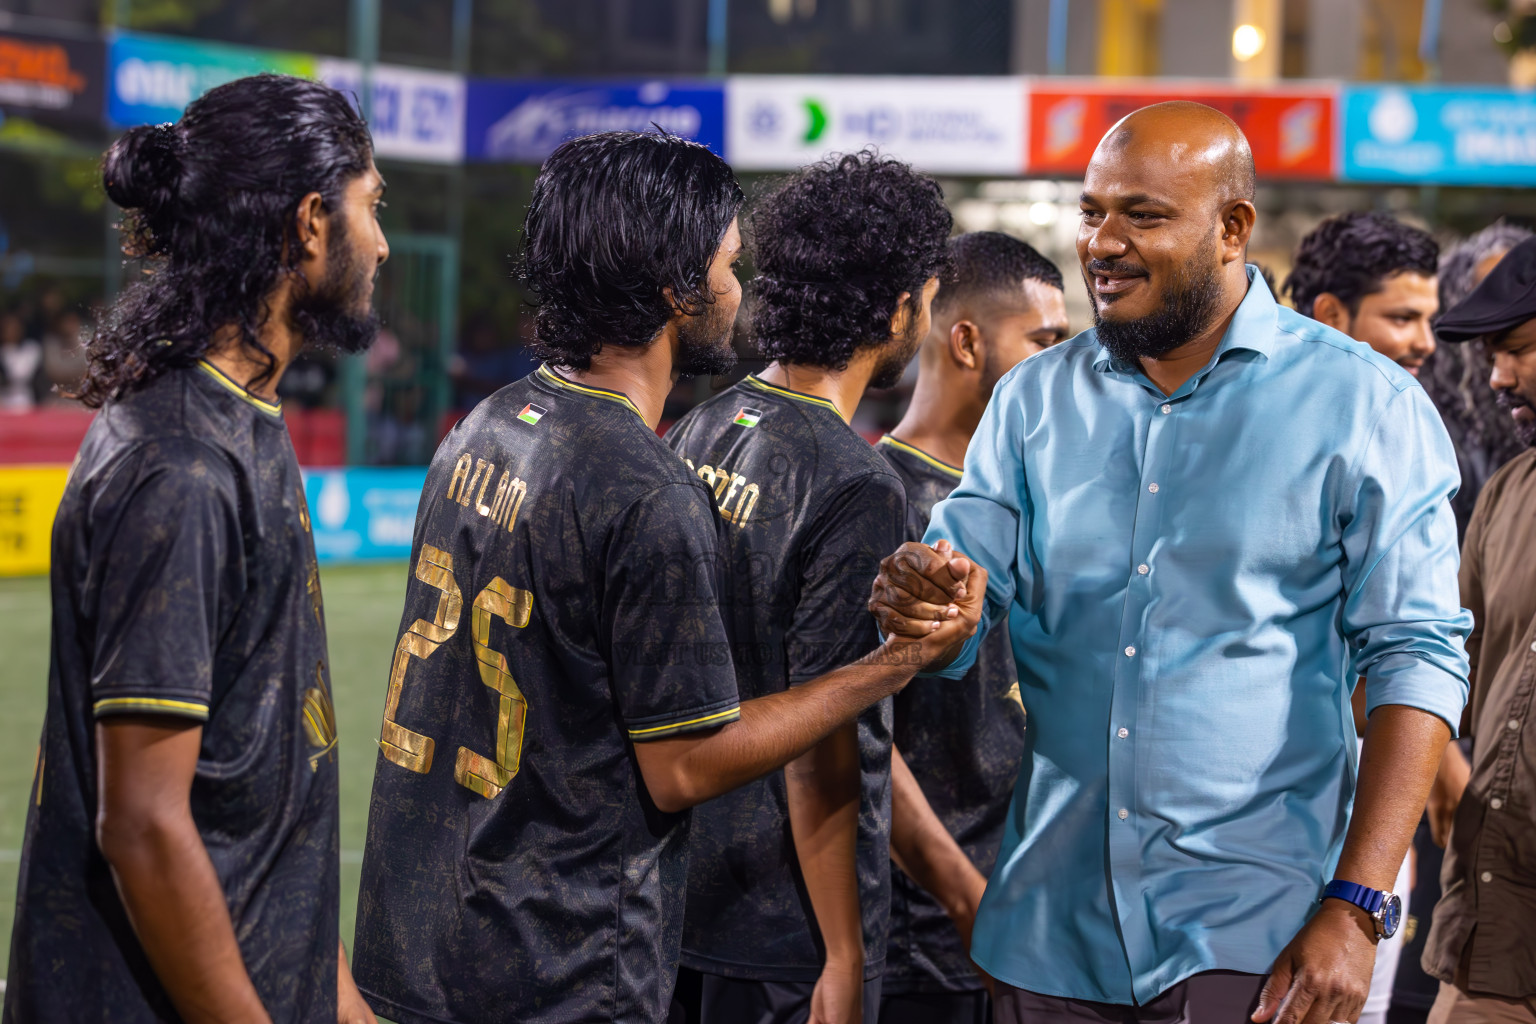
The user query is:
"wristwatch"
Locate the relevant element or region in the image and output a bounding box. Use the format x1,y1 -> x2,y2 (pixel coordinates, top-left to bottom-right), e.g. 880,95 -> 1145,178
1322,879 -> 1402,939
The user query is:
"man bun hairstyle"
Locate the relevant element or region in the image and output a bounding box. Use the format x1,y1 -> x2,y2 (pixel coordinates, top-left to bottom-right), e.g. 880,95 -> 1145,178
749,149 -> 952,370
521,130 -> 744,371
78,73 -> 374,408
1283,211 -> 1439,321
934,231 -> 1064,315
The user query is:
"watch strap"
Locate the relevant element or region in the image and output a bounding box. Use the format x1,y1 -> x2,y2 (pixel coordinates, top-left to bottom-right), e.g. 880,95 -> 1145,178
1323,879 -> 1385,915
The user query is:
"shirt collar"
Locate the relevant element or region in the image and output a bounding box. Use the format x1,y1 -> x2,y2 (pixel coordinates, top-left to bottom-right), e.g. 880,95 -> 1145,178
1091,265 -> 1278,374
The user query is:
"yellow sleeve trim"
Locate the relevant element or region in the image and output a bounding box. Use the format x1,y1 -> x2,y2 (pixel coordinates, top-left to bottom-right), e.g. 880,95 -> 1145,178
94,697 -> 210,719
627,705 -> 741,738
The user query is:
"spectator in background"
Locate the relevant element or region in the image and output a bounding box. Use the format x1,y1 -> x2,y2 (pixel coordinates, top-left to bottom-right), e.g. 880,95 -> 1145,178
41,310 -> 88,405
0,310 -> 43,411
1422,221 -> 1534,536
449,311 -> 536,411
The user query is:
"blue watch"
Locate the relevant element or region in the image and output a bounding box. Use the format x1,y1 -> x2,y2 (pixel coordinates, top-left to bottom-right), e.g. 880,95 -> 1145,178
1322,880 -> 1401,939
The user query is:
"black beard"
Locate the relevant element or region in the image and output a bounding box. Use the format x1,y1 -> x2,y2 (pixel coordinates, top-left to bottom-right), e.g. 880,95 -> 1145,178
1088,244 -> 1225,365
869,305 -> 925,389
291,220 -> 380,355
675,297 -> 738,379
1496,389 -> 1536,447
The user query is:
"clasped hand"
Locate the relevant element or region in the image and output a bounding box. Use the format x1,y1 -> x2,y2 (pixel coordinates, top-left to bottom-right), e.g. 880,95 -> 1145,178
867,540 -> 988,671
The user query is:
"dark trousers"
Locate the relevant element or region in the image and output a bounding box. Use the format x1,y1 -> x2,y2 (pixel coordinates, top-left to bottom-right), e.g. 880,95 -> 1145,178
878,988 -> 992,1024
670,966 -> 885,1024
994,971 -> 1266,1024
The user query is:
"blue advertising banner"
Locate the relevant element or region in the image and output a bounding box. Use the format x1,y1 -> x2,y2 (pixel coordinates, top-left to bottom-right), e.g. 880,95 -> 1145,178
108,32 -> 317,127
1342,86 -> 1536,186
464,79 -> 725,163
303,467 -> 426,563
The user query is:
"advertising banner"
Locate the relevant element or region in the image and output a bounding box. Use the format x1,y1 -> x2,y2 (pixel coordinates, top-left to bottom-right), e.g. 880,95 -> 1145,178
303,467 -> 426,563
726,75 -> 1026,174
0,31 -> 104,123
108,32 -> 315,127
1341,86 -> 1536,186
1026,83 -> 1336,180
0,467 -> 69,577
317,59 -> 464,164
465,79 -> 724,163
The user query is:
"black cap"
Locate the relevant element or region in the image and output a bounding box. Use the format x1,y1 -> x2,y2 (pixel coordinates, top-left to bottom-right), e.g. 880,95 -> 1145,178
1436,236 -> 1536,344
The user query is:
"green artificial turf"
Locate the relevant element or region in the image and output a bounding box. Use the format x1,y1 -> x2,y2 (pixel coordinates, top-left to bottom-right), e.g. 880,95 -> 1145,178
0,561 -> 408,975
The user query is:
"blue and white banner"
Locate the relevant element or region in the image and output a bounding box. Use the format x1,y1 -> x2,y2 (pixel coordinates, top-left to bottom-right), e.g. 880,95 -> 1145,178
303,467 -> 426,563
464,78 -> 725,163
1341,86 -> 1536,186
318,59 -> 464,164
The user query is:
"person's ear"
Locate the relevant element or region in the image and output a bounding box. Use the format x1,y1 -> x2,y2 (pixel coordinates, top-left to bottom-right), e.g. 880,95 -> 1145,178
888,291 -> 914,339
1310,292 -> 1353,335
292,191 -> 327,265
1219,199 -> 1257,264
949,320 -> 982,372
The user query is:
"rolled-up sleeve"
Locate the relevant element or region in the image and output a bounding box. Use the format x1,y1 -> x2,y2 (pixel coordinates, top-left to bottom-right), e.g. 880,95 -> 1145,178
1341,384 -> 1472,733
919,370 -> 1030,680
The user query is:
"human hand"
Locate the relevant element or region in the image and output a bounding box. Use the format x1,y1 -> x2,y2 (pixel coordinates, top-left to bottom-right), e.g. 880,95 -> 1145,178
1251,900 -> 1377,1024
1426,742 -> 1469,848
338,944 -> 377,1024
869,541 -> 987,672
809,957 -> 863,1024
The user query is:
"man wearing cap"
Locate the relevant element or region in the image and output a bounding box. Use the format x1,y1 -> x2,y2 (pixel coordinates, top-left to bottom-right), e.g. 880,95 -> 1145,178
1421,236 -> 1536,1024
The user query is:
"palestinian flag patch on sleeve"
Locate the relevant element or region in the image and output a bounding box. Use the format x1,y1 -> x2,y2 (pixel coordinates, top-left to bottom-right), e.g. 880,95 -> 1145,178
517,403 -> 547,426
733,407 -> 763,428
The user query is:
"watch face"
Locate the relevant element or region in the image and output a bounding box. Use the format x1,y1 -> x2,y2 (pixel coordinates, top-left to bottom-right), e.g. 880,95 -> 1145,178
1378,893 -> 1402,939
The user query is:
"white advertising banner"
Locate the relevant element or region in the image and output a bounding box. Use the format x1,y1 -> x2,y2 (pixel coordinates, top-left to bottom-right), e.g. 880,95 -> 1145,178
726,75 -> 1026,174
318,59 -> 465,165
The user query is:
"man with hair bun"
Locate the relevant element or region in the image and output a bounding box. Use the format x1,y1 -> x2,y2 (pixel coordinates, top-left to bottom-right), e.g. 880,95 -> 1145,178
667,149 -> 954,1024
4,73 -> 387,1023
350,133 -> 976,1024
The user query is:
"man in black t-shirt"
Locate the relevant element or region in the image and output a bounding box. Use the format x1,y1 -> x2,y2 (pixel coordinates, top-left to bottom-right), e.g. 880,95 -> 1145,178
5,75 -> 386,1023
666,152 -> 954,1024
875,233 -> 1069,1024
351,133 -> 982,1024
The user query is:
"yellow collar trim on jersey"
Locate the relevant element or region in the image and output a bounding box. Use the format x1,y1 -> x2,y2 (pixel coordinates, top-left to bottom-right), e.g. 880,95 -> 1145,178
196,360 -> 283,416
743,374 -> 841,414
878,435 -> 964,479
536,364 -> 644,418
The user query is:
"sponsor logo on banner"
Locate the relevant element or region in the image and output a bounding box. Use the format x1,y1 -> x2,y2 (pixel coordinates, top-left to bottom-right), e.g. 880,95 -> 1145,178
1025,83 -> 1336,180
109,32 -> 315,127
465,79 -> 725,162
0,31 -> 104,122
727,76 -> 1025,174
317,60 -> 464,164
304,468 -> 427,562
1342,86 -> 1536,186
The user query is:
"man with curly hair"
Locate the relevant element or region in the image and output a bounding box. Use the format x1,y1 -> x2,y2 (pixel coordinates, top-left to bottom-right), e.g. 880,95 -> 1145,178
1283,211 -> 1440,377
4,74 -> 384,1024
666,150 -> 953,1024
350,133 -> 978,1024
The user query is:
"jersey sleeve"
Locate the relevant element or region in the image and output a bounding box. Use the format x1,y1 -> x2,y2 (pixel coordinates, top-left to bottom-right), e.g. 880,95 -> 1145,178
87,438 -> 244,722
786,471 -> 907,685
603,481 -> 741,742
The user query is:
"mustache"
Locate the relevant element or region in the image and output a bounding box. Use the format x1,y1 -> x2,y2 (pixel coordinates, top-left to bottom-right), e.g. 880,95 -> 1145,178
1497,390 -> 1532,412
1085,258 -> 1149,278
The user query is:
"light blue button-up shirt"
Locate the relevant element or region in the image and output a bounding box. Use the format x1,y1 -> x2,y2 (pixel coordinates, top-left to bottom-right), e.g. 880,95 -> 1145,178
924,271 -> 1471,1004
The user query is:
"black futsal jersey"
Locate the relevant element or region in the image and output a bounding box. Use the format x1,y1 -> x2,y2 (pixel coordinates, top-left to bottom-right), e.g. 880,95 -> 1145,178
5,361 -> 339,1024
352,364 -> 741,1024
875,436 -> 1025,995
665,375 -> 905,982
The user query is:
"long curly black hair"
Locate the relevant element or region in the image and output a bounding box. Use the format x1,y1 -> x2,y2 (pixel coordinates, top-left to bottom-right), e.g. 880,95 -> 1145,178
75,74 -> 373,408
520,130 -> 744,370
748,150 -> 952,370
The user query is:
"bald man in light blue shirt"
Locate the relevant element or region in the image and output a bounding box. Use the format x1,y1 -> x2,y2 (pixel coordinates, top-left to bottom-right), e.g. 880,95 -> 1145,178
872,102 -> 1469,1024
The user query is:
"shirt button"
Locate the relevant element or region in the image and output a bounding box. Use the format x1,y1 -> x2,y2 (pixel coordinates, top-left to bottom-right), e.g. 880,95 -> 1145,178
1481,871 -> 1494,883
1491,797 -> 1504,810
1117,727 -> 1129,738
1148,482 -> 1160,493
1118,808 -> 1129,820
1161,404 -> 1172,414
1137,563 -> 1149,575
1125,646 -> 1137,657
1510,719 -> 1522,731
1530,640 -> 1536,653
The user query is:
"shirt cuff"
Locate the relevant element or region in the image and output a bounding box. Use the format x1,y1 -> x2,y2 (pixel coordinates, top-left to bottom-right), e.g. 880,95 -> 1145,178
625,698 -> 742,742
93,693 -> 211,722
917,628 -> 982,681
1364,652 -> 1469,738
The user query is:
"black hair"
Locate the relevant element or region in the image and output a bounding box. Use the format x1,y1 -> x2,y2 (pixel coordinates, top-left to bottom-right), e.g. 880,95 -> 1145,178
748,150 -> 952,370
1283,211 -> 1439,320
77,73 -> 374,408
933,231 -> 1063,315
520,130 -> 744,370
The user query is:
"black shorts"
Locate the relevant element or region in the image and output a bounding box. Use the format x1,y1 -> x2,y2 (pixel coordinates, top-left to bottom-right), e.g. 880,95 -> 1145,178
670,967 -> 885,1024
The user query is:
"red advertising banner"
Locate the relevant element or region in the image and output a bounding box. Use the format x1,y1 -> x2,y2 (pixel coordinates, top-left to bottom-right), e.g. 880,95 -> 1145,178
1027,84 -> 1337,181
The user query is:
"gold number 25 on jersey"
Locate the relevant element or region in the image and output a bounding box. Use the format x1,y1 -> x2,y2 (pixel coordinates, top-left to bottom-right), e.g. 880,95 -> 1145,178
381,544 -> 533,799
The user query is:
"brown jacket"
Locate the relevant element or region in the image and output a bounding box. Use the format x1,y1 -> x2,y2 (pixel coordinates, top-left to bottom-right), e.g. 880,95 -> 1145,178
1424,448 -> 1536,998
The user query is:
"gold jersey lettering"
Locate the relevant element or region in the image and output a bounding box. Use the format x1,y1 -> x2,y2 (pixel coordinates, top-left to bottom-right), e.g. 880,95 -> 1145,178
445,453 -> 474,504
487,472 -> 527,533
692,463 -> 760,528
